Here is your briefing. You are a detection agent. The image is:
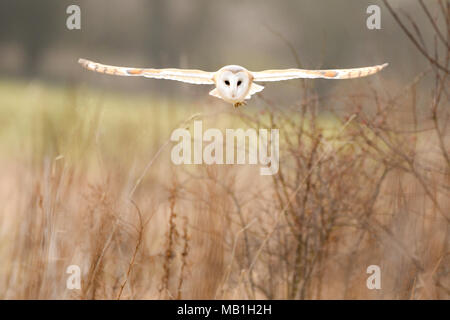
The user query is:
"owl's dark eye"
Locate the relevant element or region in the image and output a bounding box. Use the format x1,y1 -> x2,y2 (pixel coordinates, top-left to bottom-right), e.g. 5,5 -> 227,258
237,80 -> 242,86
224,80 -> 230,86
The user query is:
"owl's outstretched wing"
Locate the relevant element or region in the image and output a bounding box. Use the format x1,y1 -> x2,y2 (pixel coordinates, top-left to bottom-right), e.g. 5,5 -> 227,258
251,63 -> 388,82
78,58 -> 215,84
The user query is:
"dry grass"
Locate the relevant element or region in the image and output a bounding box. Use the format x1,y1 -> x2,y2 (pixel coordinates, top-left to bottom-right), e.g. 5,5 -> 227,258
0,2 -> 448,300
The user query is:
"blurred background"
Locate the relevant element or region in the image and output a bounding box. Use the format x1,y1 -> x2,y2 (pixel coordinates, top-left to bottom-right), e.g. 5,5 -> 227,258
0,0 -> 432,90
0,0 -> 448,300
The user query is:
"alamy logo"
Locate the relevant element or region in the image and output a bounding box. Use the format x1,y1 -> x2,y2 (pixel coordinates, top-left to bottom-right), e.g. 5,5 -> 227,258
66,5 -> 81,30
170,121 -> 279,175
366,5 -> 381,30
66,265 -> 81,290
366,265 -> 381,290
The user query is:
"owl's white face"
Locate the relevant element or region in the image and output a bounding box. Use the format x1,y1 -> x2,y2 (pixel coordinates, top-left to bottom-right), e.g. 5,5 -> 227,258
215,66 -> 251,103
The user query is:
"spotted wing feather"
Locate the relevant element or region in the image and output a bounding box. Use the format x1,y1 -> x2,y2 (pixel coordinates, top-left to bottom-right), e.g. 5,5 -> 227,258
78,58 -> 215,84
252,63 -> 388,82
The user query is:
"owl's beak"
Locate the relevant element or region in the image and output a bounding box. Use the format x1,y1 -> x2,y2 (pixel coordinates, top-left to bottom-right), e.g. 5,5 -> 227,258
231,86 -> 237,98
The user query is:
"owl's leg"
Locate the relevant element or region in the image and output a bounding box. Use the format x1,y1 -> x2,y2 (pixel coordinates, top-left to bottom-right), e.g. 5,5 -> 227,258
234,101 -> 247,108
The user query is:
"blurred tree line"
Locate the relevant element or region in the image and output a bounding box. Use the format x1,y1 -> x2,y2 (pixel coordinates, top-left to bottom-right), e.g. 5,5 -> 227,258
0,1 -> 218,77
0,1 -> 65,76
0,0 -> 434,86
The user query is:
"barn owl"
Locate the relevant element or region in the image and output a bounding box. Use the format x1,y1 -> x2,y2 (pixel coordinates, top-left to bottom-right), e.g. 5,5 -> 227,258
78,58 -> 388,108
